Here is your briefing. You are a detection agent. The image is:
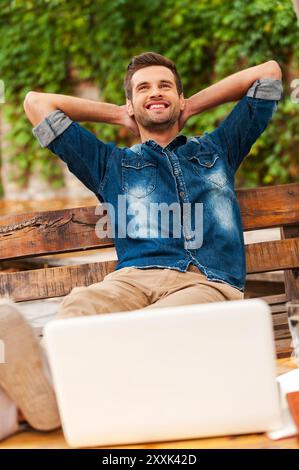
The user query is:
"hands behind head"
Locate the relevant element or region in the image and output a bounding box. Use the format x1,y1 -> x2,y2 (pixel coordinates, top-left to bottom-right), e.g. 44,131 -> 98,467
119,105 -> 140,138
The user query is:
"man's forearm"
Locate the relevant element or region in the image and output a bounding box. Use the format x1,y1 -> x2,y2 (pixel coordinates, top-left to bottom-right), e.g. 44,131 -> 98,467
24,91 -> 122,127
186,60 -> 282,118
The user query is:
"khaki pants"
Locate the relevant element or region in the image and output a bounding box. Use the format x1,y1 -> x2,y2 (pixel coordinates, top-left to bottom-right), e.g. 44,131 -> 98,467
56,264 -> 244,320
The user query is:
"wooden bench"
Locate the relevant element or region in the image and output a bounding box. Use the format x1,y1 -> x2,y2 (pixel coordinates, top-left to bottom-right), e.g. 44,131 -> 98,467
0,182 -> 298,358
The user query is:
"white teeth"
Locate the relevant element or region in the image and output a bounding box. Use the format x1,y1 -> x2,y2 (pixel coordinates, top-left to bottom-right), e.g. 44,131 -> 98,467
149,104 -> 166,109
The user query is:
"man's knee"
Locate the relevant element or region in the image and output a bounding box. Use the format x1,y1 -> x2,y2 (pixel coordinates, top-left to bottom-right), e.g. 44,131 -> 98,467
57,285 -> 98,319
59,286 -> 89,308
57,282 -> 121,319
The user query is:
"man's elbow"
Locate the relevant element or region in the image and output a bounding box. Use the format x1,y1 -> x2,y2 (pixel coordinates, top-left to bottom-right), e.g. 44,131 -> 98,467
23,91 -> 41,123
263,60 -> 282,80
24,90 -> 49,115
23,91 -> 55,126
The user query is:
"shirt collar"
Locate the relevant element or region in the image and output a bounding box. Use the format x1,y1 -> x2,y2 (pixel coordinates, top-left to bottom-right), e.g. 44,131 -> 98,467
143,134 -> 188,152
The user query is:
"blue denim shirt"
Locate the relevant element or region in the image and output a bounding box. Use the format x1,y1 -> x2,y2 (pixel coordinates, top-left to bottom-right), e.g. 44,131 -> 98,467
33,78 -> 283,292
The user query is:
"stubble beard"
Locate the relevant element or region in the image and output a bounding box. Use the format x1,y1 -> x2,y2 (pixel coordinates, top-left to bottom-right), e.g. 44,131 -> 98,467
133,105 -> 180,133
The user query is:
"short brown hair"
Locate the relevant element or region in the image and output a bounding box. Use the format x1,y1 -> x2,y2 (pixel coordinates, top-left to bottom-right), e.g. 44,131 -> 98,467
124,51 -> 183,100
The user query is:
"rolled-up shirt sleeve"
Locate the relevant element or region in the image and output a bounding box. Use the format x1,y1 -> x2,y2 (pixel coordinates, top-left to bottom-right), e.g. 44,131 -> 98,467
32,109 -> 73,148
246,78 -> 283,100
32,110 -> 116,197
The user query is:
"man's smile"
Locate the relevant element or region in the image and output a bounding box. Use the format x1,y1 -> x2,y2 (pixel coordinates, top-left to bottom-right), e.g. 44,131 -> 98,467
145,101 -> 170,110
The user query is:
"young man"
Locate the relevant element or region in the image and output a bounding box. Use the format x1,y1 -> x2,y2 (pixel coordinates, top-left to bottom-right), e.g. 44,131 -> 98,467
0,52 -> 282,438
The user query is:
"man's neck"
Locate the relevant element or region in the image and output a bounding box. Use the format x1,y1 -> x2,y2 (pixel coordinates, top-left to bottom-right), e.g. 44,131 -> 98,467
139,123 -> 180,149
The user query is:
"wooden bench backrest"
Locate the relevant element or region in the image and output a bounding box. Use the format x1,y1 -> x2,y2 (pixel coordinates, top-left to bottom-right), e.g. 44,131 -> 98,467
0,182 -> 298,303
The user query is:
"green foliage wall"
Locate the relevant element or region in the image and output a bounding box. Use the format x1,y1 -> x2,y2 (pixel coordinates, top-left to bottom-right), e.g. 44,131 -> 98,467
0,0 -> 298,191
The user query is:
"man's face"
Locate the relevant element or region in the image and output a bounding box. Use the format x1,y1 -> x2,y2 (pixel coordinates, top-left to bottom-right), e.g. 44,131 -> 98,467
126,66 -> 185,132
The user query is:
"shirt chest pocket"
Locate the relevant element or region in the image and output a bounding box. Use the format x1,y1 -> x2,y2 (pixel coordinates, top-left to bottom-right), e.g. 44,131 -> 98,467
186,152 -> 227,188
121,157 -> 157,198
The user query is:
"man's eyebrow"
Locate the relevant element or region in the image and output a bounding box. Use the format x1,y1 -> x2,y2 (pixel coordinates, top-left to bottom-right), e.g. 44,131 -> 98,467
135,79 -> 174,89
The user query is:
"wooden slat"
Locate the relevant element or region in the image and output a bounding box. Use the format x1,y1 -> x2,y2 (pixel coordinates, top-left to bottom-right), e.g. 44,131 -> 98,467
281,225 -> 299,299
237,182 -> 299,230
262,293 -> 291,357
244,280 -> 284,298
0,261 -> 117,302
245,238 -> 299,273
272,312 -> 288,328
269,303 -> 287,314
273,326 -> 290,339
259,293 -> 287,305
276,340 -> 292,358
0,206 -> 113,261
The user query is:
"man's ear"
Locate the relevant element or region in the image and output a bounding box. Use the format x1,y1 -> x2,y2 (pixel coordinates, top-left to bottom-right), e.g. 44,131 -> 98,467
126,99 -> 134,117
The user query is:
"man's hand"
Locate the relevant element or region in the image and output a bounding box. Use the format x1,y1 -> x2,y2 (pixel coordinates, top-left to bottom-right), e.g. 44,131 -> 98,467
179,98 -> 192,131
118,105 -> 140,137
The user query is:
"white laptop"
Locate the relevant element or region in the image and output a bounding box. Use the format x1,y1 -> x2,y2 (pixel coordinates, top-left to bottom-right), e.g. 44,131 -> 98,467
44,298 -> 283,448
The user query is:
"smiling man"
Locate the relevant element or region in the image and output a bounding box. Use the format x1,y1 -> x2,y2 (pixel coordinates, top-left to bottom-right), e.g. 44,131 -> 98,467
23,51 -> 282,298
0,52 -> 283,438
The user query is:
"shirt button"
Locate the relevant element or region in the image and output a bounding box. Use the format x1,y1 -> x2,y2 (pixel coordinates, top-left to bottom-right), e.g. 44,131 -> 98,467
179,191 -> 184,198
174,170 -> 179,176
